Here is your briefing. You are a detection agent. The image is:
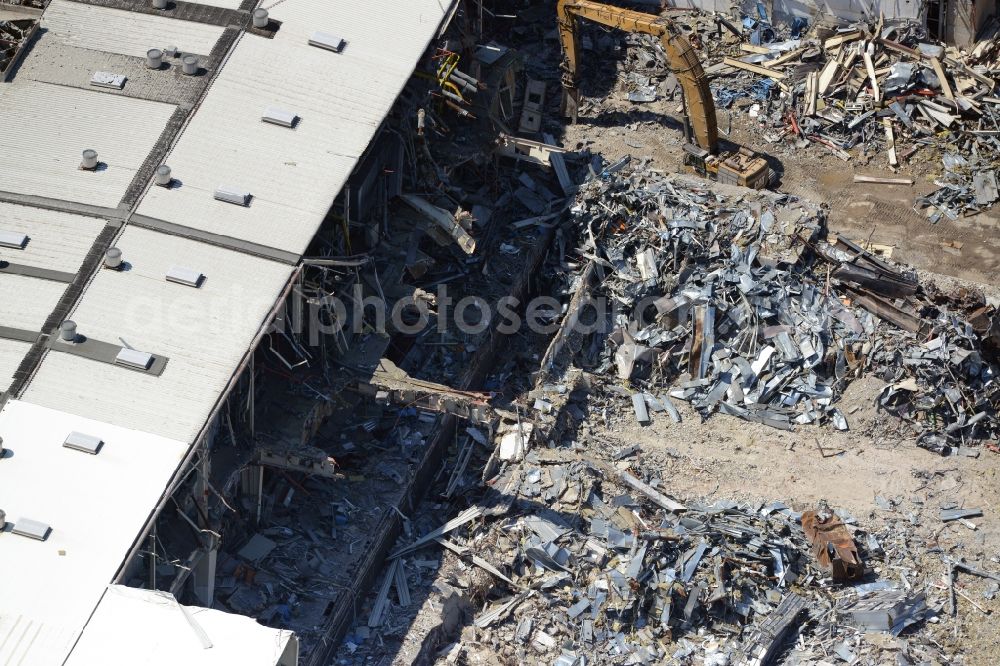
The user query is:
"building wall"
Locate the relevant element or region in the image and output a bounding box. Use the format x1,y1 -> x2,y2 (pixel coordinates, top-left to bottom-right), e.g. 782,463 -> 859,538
947,0 -> 995,47
667,0 -> 922,19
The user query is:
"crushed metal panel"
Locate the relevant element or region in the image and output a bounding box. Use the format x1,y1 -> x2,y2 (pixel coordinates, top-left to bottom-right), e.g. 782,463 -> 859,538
801,504 -> 863,581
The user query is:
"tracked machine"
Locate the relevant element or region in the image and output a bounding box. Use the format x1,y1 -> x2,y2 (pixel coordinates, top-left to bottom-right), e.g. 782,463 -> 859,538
557,0 -> 773,189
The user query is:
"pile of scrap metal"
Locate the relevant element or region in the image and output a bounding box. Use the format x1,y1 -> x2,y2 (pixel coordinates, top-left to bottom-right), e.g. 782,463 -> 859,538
551,161 -> 998,453
0,17 -> 39,80
711,13 -> 1000,218
389,448 -> 948,665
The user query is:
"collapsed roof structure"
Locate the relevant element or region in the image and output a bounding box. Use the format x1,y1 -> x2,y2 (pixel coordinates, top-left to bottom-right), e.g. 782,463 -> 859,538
0,0 -> 460,662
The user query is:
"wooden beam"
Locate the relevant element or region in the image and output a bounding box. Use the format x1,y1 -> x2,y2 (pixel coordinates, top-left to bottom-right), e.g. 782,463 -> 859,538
853,175 -> 913,185
763,47 -> 806,68
722,57 -> 786,79
817,59 -> 840,95
825,31 -> 862,50
883,118 -> 897,167
863,51 -> 881,103
931,57 -> 954,100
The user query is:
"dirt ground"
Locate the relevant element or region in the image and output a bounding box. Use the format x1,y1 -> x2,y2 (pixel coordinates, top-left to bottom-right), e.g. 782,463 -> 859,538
563,94 -> 1000,290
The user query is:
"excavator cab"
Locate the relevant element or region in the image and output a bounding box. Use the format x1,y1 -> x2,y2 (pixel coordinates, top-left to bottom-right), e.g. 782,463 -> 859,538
557,0 -> 773,190
684,144 -> 773,189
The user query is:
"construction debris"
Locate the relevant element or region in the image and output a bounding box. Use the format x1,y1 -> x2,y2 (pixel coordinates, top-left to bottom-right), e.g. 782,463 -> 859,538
801,501 -> 863,582
695,12 -> 1000,217
367,443 -> 961,665
544,160 -> 998,453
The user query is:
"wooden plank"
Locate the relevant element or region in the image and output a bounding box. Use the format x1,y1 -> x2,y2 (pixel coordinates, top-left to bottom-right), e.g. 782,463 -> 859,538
853,175 -> 913,185
722,57 -> 786,79
740,43 -> 773,54
930,57 -> 954,100
817,59 -> 840,95
883,118 -> 897,167
824,31 -> 862,50
805,71 -> 818,116
763,47 -> 806,68
863,51 -> 881,103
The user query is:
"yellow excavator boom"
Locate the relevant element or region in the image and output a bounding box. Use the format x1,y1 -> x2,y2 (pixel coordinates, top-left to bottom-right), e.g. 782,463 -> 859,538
557,0 -> 718,152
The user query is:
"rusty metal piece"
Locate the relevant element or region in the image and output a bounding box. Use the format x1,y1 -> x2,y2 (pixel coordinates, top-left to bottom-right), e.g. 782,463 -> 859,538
800,503 -> 863,582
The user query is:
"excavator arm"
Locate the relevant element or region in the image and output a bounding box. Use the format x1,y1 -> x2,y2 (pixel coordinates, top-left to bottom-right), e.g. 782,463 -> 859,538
556,0 -> 718,152
555,0 -> 772,190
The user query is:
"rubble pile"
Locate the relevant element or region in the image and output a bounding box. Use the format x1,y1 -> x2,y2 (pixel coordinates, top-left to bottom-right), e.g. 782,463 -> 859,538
710,15 -> 1000,218
560,162 -> 999,452
392,449 -> 955,665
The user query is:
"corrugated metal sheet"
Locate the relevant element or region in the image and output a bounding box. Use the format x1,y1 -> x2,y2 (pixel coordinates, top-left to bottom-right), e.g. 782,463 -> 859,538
67,586 -> 298,666
0,400 -> 188,666
183,0 -> 243,8
0,81 -> 176,208
0,274 -> 68,331
0,338 -> 31,392
22,227 -> 292,442
0,614 -> 79,666
42,0 -> 225,58
136,0 -> 455,255
0,201 -> 107,273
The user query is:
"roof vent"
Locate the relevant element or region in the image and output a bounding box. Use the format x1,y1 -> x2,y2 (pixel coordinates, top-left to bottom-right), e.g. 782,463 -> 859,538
262,106 -> 297,128
80,149 -> 99,171
64,431 -> 103,455
147,48 -> 163,69
116,347 -> 154,370
154,164 -> 173,187
60,320 -> 78,343
152,0 -> 167,9
105,247 -> 123,269
214,185 -> 251,206
91,71 -> 126,90
166,266 -> 204,288
0,230 -> 28,249
182,55 -> 199,76
12,518 -> 50,541
309,31 -> 346,53
252,8 -> 269,28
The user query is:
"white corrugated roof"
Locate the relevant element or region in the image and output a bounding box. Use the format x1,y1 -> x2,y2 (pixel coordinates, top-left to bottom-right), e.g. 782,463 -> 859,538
0,274 -> 68,331
0,201 -> 107,273
183,0 -> 243,8
0,81 -> 176,208
66,586 -> 298,666
42,0 -> 225,58
0,400 -> 189,666
0,338 -> 30,392
136,0 -> 453,255
22,226 -> 292,442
